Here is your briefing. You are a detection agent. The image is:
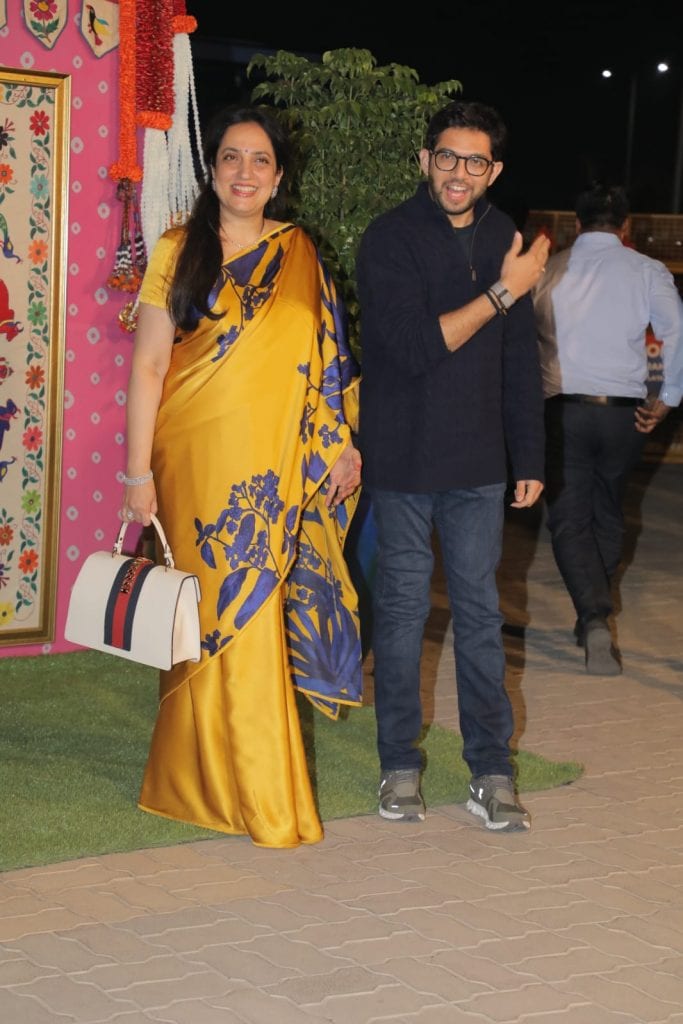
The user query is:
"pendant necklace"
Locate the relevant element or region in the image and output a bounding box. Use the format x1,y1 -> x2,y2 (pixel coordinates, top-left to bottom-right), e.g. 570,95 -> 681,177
221,220 -> 265,251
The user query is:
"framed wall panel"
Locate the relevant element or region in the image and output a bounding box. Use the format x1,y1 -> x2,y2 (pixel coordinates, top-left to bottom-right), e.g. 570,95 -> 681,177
0,67 -> 70,645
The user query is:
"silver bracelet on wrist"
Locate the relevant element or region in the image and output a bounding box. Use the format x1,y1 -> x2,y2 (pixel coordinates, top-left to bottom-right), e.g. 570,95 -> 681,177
122,470 -> 153,486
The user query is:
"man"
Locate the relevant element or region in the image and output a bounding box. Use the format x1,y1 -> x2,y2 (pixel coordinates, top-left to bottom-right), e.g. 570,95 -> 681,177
533,183 -> 683,675
356,101 -> 549,831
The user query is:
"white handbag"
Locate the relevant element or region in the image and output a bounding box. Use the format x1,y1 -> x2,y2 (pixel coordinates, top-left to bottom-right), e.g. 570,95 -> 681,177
64,514 -> 202,670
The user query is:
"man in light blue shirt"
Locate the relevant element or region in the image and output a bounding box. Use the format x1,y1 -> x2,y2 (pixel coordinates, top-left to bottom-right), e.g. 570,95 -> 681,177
533,183 -> 683,675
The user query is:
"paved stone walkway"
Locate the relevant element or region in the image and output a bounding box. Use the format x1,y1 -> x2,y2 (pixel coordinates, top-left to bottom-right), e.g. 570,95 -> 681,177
1,461 -> 682,1023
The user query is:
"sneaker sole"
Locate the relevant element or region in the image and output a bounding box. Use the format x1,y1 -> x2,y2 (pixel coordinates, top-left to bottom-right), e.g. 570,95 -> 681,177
378,806 -> 426,823
466,797 -> 530,832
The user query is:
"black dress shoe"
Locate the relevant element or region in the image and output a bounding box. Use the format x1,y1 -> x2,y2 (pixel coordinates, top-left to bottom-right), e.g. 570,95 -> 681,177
584,620 -> 622,676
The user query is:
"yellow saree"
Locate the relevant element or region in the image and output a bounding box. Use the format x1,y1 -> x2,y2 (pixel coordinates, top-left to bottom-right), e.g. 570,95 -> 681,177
136,224 -> 362,848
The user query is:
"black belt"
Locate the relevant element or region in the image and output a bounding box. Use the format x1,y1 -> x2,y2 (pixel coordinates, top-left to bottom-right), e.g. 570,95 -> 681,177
549,394 -> 643,407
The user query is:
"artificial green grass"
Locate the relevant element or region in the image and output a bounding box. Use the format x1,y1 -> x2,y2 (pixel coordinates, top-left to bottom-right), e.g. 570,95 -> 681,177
1,650 -> 583,872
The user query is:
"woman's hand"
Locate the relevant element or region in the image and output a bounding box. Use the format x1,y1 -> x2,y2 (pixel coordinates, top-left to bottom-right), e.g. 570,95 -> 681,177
120,479 -> 158,527
325,444 -> 362,508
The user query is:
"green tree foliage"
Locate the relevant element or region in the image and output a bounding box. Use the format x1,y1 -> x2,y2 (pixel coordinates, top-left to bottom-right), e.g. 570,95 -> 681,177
249,48 -> 461,350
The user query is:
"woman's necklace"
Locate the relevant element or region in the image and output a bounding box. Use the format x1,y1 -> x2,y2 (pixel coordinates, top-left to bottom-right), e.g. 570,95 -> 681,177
220,220 -> 265,251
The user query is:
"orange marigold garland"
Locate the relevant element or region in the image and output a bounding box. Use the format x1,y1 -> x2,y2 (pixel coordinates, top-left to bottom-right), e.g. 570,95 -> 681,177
108,0 -> 141,184
108,0 -> 203,332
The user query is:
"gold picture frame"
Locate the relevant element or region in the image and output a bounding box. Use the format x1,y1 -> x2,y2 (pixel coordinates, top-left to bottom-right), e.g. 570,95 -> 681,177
0,68 -> 70,645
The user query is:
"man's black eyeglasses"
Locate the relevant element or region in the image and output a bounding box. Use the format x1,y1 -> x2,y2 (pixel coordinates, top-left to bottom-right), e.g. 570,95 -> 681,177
430,149 -> 495,176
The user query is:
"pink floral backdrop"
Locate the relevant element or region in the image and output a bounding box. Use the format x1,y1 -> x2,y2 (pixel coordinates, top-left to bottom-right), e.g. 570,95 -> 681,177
1,10 -> 137,658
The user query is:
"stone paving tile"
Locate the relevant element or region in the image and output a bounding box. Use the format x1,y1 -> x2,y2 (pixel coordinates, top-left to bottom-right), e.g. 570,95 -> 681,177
299,981 -> 446,1021
0,892 -> 62,919
517,1007 -> 640,1024
256,889 -> 373,923
5,861 -> 130,893
555,974 -> 681,1019
645,907 -> 683,937
130,864 -> 256,892
323,930 -> 455,967
181,944 -> 310,985
79,952 -> 220,992
393,906 -> 523,943
52,888 -> 165,923
122,916 -> 265,954
286,913 -> 398,947
328,883 -> 448,917
609,912 -> 683,952
429,901 -> 543,938
108,969 -> 236,1011
509,945 -> 629,984
569,877 -> 672,916
523,856 -> 622,887
519,900 -> 623,931
211,897 -> 324,932
57,925 -> 173,962
142,1002 -> 247,1024
114,906 -> 233,939
1,932 -> 116,971
556,922 -> 676,963
234,933 -> 353,974
321,874 -> 438,902
107,1013 -> 176,1024
368,955 -> 492,1001
0,989 -> 78,1023
0,909 -> 91,942
582,870 -> 681,904
0,955 -> 59,986
270,963 -> 396,1005
607,963 -> 683,1003
12,974 -> 139,1018
210,988 -> 326,1023
463,928 -> 585,965
165,877 -> 291,907
464,982 -> 589,1021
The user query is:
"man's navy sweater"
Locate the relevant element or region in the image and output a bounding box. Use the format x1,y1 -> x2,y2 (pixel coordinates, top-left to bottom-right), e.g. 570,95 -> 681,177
356,182 -> 545,492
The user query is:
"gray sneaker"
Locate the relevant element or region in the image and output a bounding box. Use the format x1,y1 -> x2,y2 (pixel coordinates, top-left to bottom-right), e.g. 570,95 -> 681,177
378,769 -> 425,822
466,774 -> 530,832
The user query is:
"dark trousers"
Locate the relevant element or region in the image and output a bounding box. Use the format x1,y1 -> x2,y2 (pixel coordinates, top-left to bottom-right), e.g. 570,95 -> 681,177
544,398 -> 646,626
370,484 -> 514,779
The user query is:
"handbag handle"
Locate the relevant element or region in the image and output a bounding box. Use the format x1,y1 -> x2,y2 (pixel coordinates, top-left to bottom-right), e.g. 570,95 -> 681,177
113,513 -> 175,569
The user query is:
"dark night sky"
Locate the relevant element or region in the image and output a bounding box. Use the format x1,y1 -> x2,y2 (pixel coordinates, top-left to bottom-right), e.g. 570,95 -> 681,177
184,2 -> 683,216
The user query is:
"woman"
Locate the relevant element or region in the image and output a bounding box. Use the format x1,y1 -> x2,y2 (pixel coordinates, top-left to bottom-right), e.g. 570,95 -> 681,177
121,106 -> 363,848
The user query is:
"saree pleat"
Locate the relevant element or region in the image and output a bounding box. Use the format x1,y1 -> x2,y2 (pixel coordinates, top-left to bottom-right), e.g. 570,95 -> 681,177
136,224 -> 362,847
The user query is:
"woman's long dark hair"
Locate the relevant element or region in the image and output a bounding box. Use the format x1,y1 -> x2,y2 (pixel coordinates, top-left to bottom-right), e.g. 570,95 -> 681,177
168,105 -> 291,330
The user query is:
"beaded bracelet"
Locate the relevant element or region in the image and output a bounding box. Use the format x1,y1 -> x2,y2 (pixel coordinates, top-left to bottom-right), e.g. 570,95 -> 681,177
122,470 -> 153,486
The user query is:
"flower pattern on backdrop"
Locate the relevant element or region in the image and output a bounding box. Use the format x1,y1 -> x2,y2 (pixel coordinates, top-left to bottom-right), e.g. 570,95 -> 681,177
0,83 -> 53,628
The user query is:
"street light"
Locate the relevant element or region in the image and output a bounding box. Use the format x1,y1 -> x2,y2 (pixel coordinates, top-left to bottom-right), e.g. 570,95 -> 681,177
601,62 -> 676,207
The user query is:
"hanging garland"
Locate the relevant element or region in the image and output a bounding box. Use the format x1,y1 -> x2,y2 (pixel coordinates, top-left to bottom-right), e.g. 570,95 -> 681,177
108,0 -> 201,332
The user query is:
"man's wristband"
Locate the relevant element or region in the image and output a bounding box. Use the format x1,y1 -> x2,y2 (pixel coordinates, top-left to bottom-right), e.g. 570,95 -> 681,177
485,281 -> 515,316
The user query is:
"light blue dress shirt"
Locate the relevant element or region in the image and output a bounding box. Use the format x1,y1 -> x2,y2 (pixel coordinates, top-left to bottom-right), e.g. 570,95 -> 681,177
532,231 -> 683,407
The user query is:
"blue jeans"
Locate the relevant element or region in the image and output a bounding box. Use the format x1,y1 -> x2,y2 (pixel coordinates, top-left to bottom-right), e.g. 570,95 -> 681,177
370,484 -> 514,779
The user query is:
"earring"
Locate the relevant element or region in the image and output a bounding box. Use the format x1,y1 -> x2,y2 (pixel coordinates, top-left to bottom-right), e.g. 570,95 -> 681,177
211,179 -> 216,192
270,186 -> 278,199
